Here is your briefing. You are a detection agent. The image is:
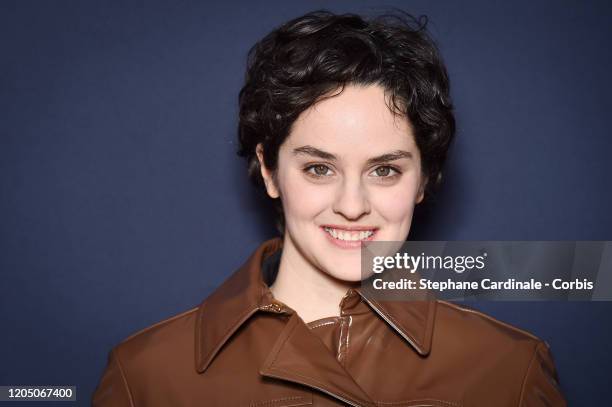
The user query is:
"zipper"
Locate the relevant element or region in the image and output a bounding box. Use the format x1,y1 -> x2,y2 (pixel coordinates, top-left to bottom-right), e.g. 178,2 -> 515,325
359,296 -> 423,354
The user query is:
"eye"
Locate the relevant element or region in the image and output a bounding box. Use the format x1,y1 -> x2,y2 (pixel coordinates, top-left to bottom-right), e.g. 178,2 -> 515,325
370,165 -> 400,178
304,164 -> 334,177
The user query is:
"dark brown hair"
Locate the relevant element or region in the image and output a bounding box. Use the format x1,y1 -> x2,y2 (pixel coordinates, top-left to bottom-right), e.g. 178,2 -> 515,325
237,10 -> 455,233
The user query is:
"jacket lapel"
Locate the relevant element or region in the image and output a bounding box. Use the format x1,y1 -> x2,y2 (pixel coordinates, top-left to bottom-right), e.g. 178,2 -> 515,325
357,292 -> 436,356
195,238 -> 283,373
260,313 -> 376,407
195,237 -> 437,406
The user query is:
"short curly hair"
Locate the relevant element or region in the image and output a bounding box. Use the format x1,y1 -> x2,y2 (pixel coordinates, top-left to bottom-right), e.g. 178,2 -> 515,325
237,10 -> 455,234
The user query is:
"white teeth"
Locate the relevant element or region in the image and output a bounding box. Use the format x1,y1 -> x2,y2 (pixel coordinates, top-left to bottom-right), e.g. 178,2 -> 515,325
324,227 -> 374,241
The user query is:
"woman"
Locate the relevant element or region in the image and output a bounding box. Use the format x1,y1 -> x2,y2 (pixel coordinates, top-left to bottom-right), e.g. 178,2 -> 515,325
93,10 -> 566,406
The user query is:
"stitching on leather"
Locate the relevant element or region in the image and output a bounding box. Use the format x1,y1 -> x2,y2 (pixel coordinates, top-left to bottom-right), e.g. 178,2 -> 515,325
337,317 -> 345,364
123,307 -> 198,344
308,320 -> 337,329
345,315 -> 352,364
195,306 -> 203,369
247,395 -> 310,407
437,300 -> 540,341
517,341 -> 540,407
268,366 -> 373,406
375,398 -> 461,406
337,316 -> 351,366
112,348 -> 136,407
248,396 -> 304,406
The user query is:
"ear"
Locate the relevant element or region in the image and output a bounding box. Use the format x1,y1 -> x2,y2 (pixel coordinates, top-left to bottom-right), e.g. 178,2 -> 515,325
256,143 -> 280,199
415,175 -> 428,204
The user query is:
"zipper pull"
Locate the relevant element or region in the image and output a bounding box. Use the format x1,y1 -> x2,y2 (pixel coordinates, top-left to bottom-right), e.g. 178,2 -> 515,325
260,301 -> 286,313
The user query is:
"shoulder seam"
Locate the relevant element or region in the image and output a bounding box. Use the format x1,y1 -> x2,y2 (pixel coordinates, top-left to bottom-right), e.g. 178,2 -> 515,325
436,300 -> 540,341
112,347 -> 136,407
517,340 -> 542,407
121,307 -> 199,344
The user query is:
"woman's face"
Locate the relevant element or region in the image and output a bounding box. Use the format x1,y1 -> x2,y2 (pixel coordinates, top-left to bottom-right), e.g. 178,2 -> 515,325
257,84 -> 425,282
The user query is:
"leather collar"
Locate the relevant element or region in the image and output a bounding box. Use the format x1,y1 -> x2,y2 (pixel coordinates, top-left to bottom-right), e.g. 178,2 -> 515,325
195,237 -> 437,373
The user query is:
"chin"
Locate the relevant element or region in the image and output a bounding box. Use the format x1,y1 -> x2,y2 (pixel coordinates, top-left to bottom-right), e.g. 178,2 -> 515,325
325,269 -> 364,283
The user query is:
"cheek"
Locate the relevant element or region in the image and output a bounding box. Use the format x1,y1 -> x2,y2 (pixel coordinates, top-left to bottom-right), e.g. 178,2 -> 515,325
371,178 -> 420,222
279,172 -> 330,222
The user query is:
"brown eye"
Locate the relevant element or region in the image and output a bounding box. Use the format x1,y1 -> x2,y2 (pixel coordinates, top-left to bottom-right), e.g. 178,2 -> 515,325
304,164 -> 333,177
375,166 -> 391,177
314,165 -> 328,175
370,165 -> 400,178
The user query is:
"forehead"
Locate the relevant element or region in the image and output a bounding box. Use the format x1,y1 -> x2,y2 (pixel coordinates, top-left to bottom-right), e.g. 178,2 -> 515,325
284,84 -> 417,154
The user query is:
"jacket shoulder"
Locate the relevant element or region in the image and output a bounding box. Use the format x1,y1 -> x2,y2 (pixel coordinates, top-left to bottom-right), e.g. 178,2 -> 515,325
433,300 -> 547,377
433,301 -> 565,406
435,300 -> 542,344
93,306 -> 200,406
121,306 -> 199,344
113,306 -> 199,372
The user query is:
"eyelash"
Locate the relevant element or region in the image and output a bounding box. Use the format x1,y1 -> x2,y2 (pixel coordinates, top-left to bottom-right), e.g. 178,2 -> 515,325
302,164 -> 402,179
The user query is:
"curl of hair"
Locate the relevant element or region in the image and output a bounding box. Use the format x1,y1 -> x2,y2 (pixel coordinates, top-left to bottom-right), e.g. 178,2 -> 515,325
236,9 -> 455,234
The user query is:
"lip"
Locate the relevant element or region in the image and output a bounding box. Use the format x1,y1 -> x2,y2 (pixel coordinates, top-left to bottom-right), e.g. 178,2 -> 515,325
321,224 -> 379,231
320,225 -> 378,250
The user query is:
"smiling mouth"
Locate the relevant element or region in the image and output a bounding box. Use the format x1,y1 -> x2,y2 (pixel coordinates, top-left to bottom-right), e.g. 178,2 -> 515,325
322,226 -> 377,241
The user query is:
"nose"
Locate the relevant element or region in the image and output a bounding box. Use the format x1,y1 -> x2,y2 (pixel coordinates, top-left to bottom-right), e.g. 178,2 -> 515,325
332,175 -> 371,220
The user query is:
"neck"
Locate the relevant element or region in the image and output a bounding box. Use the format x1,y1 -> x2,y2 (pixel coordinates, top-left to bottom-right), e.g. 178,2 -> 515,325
270,234 -> 358,323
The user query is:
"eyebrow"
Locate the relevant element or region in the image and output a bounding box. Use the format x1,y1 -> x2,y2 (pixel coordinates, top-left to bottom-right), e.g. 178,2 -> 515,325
292,145 -> 413,165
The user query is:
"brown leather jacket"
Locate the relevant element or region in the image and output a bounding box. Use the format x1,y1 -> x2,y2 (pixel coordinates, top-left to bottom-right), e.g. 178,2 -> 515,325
92,238 -> 566,406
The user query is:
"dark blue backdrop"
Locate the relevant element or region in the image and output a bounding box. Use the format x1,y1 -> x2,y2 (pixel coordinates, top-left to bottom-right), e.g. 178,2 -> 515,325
1,1 -> 611,405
